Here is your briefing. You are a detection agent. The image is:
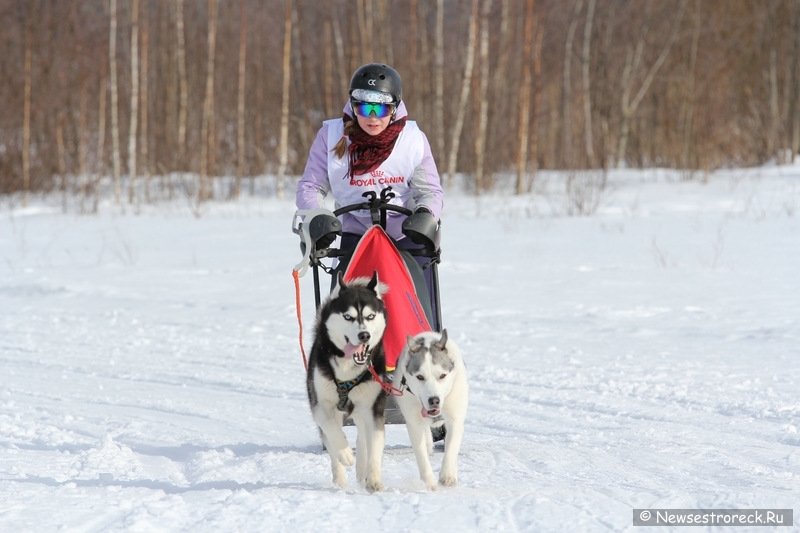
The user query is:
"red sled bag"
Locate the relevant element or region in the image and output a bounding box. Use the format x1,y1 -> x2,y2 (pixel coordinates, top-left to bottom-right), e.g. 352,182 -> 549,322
344,226 -> 431,370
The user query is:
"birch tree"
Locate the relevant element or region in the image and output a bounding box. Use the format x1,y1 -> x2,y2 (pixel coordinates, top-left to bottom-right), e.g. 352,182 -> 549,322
562,0 -> 583,168
276,0 -> 293,200
110,0 -> 122,203
445,0 -> 478,189
681,0 -> 702,169
582,0 -> 597,167
200,0 -> 218,201
434,0 -> 445,160
22,8 -> 32,207
516,0 -> 536,195
474,0 -> 493,193
128,0 -> 139,204
616,0 -> 687,166
235,0 -> 247,199
176,0 -> 188,167
140,1 -> 150,200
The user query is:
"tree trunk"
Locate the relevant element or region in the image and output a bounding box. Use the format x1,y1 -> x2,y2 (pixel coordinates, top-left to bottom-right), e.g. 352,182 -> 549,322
79,78 -> 88,206
22,12 -> 32,208
176,0 -> 188,168
96,60 -> 107,214
582,0 -> 596,167
617,0 -> 687,166
531,8 -> 544,190
276,0 -> 293,200
562,0 -> 583,168
200,0 -> 218,202
329,0 -> 347,97
681,0 -> 702,169
140,2 -> 150,201
324,20 -> 333,117
110,0 -> 122,203
128,0 -> 140,204
445,0 -> 479,189
474,0 -> 493,193
57,112 -> 66,212
235,0 -> 248,199
434,0 -> 445,161
489,0 -> 511,164
767,1 -> 779,160
516,0 -> 535,195
793,0 -> 800,159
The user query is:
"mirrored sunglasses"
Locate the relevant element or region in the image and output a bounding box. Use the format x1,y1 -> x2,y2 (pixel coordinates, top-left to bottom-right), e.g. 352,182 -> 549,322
351,100 -> 395,119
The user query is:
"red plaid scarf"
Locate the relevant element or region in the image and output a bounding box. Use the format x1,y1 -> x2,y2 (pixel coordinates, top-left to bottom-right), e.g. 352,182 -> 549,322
344,114 -> 407,178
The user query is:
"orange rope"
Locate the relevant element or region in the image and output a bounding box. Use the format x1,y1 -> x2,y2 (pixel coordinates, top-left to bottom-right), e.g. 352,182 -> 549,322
293,269 -> 308,371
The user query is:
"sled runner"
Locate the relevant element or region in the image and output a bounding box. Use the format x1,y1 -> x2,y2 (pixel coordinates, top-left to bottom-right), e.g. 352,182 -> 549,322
292,187 -> 442,424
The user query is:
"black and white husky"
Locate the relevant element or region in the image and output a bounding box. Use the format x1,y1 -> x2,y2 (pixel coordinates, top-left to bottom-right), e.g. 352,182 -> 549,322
306,271 -> 388,492
394,329 -> 468,489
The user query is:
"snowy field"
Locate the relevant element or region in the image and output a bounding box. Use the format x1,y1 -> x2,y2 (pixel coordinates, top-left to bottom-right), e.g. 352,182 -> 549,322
1,167 -> 798,532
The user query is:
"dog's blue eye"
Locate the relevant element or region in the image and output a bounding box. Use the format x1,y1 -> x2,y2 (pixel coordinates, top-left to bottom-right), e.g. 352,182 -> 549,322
416,375 -> 424,381
366,314 -> 375,320
343,314 -> 354,321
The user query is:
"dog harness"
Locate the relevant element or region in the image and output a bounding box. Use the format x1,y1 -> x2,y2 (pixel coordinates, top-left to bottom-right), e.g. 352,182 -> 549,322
335,369 -> 372,412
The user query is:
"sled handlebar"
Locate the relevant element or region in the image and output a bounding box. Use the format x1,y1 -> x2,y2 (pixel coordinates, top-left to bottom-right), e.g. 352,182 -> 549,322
333,202 -> 413,218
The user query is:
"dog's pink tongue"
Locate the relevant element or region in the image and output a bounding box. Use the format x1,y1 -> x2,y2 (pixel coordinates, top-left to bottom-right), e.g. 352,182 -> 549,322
343,343 -> 368,364
420,406 -> 429,418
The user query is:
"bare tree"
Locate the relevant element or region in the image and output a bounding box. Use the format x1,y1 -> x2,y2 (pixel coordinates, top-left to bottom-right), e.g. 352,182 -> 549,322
140,1 -> 150,200
176,0 -> 188,167
434,0 -> 445,161
767,1 -> 779,160
793,0 -> 800,158
582,0 -> 597,167
200,0 -> 218,202
445,0 -> 479,189
96,57 -> 107,213
474,0 -> 493,193
235,0 -> 247,199
562,0 -> 584,168
681,0 -> 702,169
110,0 -> 122,203
616,0 -> 687,166
22,5 -> 32,207
277,0 -> 293,200
516,0 -> 536,195
128,0 -> 140,203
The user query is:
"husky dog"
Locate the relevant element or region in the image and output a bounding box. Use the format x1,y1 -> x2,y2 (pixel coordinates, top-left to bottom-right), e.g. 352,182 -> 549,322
306,270 -> 389,492
394,329 -> 468,489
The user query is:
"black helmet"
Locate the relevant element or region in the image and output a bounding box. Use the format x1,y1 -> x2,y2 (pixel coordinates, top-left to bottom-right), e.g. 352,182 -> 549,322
349,63 -> 402,103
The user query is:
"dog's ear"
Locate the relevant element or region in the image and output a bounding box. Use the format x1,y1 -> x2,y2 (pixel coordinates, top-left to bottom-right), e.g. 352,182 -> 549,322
434,329 -> 448,351
336,270 -> 346,289
406,334 -> 423,353
367,270 -> 379,292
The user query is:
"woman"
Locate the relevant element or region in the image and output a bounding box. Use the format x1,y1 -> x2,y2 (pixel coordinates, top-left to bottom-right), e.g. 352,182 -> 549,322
296,63 -> 443,329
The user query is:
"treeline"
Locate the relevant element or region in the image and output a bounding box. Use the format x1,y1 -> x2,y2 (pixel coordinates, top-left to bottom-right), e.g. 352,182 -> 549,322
1,0 -> 799,203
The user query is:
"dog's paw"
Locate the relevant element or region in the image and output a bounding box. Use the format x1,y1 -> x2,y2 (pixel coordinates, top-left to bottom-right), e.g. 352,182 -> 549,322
333,473 -> 348,490
337,446 -> 355,466
364,478 -> 384,493
423,476 -> 438,491
438,473 -> 458,487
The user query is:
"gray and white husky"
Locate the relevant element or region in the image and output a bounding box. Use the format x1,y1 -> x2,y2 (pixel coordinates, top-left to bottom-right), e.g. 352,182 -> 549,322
394,329 -> 468,489
306,271 -> 389,492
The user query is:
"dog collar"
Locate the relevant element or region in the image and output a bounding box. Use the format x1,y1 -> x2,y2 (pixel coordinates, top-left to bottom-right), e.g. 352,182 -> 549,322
335,369 -> 371,412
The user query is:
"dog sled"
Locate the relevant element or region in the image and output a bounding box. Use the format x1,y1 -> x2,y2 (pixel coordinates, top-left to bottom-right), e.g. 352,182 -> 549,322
292,187 -> 442,425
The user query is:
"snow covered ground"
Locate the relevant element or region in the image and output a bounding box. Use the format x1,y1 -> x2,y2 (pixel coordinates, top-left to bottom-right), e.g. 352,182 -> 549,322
1,167 -> 798,532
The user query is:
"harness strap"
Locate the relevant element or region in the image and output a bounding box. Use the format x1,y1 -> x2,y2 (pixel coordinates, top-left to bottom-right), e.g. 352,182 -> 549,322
370,366 -> 404,397
335,369 -> 372,411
